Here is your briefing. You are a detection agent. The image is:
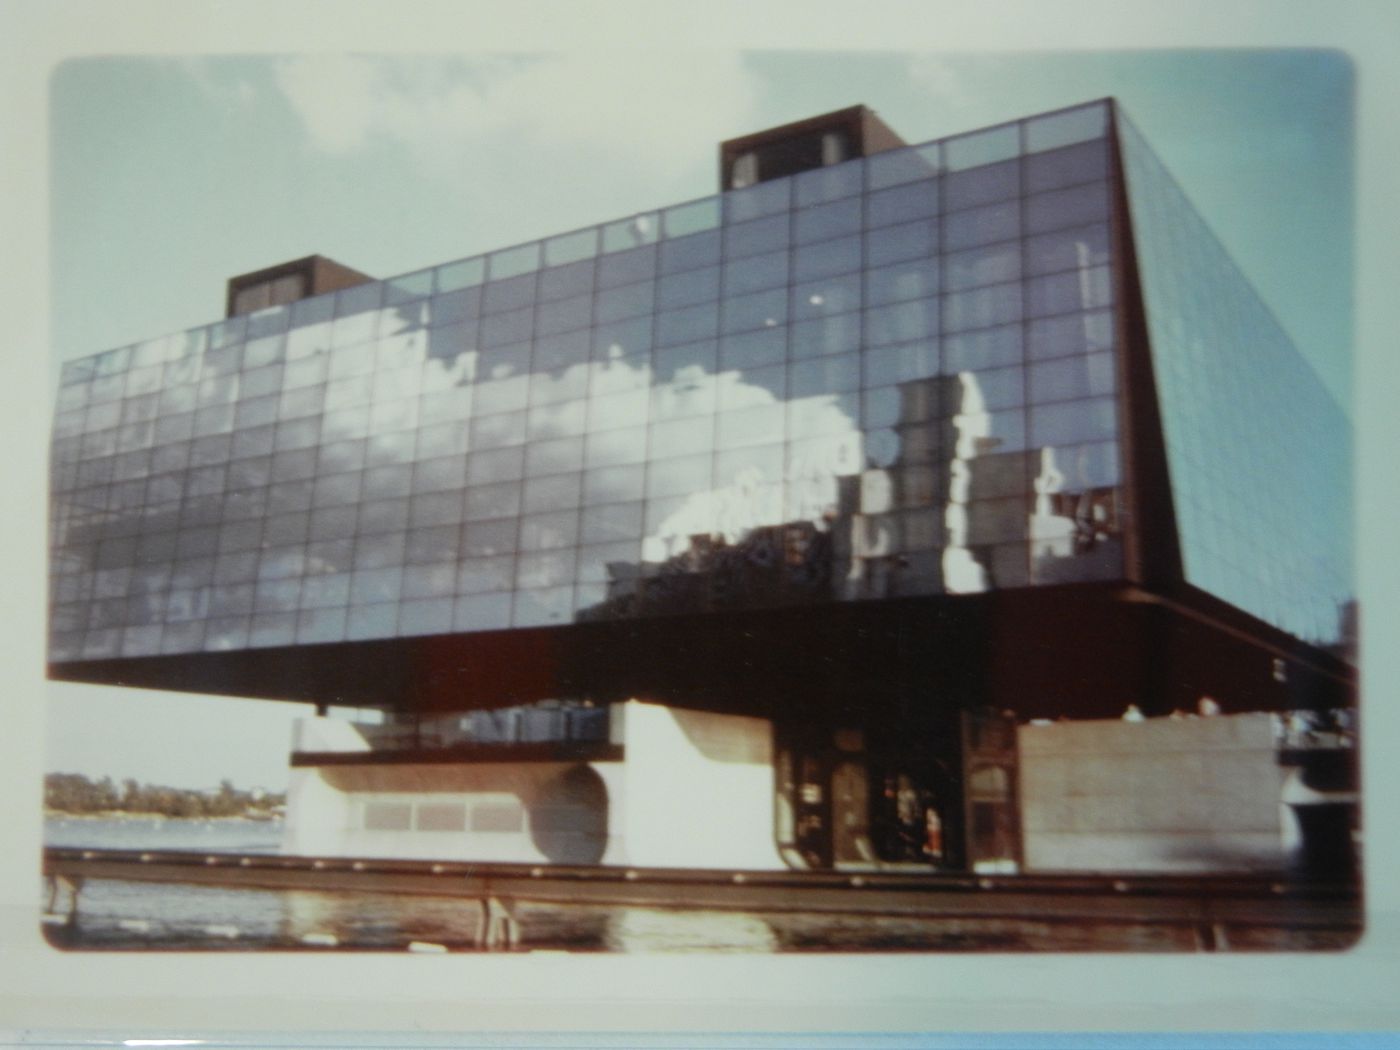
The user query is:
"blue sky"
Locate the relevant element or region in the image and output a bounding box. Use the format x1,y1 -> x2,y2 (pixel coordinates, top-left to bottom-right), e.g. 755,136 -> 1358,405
46,50 -> 1356,790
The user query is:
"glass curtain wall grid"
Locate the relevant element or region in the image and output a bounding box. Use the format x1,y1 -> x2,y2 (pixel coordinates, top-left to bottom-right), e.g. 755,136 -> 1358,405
1114,111 -> 1352,646
50,101 -> 1126,662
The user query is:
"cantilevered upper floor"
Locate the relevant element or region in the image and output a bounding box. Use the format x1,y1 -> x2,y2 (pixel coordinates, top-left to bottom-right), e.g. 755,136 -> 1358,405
48,99 -> 1353,716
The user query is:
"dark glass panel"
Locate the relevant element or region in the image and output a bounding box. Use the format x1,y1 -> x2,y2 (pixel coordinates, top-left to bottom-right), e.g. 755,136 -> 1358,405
944,241 -> 1021,293
1023,222 -> 1110,277
458,554 -> 516,594
512,586 -> 576,628
523,472 -> 582,514
722,249 -> 789,297
350,565 -> 403,604
794,159 -> 863,205
1028,351 -> 1116,403
943,158 -> 1019,211
297,607 -> 348,644
652,338 -> 716,382
721,288 -> 787,335
462,517 -> 520,558
262,511 -> 310,547
659,229 -> 721,274
252,578 -> 302,616
867,142 -> 941,189
429,286 -> 481,328
353,534 -> 409,575
866,179 -> 938,229
583,463 -> 646,506
723,214 -> 789,259
789,312 -> 861,361
864,298 -> 938,347
866,220 -> 938,269
1025,309 -> 1114,360
790,272 -> 862,322
865,259 -> 939,306
581,501 -> 644,544
1024,138 -> 1109,194
1024,181 -> 1109,234
655,302 -> 719,347
454,592 -> 513,631
592,316 -> 653,361
943,200 -> 1019,251
401,562 -> 457,599
789,352 -> 860,398
300,573 -> 351,608
480,306 -> 535,347
398,598 -> 454,637
724,177 -> 790,223
358,497 -> 410,536
463,480 -> 522,522
526,435 -> 585,478
943,281 -> 1023,333
519,509 -> 578,551
412,455 -> 468,495
478,340 -> 531,379
536,293 -> 593,337
1028,397 -> 1118,447
160,621 -> 206,655
720,327 -> 786,370
408,490 -> 465,528
596,244 -> 656,288
308,505 -> 359,542
964,495 -> 1030,545
963,365 -> 1027,411
346,602 -> 401,641
482,272 -> 538,315
793,196 -> 862,245
1025,266 -> 1112,318
362,463 -> 414,500
657,266 -> 721,311
516,549 -> 577,589
595,282 -> 656,325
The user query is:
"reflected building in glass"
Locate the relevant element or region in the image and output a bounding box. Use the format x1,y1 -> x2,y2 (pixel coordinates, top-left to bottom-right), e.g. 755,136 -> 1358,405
48,101 -> 1356,874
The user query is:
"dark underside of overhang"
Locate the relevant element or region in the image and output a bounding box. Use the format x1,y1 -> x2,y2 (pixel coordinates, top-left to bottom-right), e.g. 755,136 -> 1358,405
49,583 -> 1354,725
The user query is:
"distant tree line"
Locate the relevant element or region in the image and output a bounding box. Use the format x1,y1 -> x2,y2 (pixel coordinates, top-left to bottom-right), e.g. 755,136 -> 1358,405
45,772 -> 286,819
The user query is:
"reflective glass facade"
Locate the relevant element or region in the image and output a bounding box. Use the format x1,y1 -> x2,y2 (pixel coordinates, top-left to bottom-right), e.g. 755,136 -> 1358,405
48,100 -> 1148,663
1117,113 -> 1351,645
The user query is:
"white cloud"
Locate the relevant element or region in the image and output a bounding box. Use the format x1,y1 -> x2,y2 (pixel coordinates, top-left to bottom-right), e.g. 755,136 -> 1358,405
904,54 -> 981,122
273,52 -> 761,183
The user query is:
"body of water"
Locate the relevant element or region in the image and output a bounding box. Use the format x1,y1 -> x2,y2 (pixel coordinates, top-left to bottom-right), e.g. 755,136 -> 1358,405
41,818 -> 1348,952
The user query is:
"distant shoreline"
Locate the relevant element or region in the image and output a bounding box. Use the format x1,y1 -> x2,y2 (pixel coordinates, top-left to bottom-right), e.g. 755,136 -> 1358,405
44,809 -> 284,822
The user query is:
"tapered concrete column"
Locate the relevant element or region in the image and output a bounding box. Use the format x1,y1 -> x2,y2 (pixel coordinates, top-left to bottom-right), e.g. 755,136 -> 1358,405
608,700 -> 784,870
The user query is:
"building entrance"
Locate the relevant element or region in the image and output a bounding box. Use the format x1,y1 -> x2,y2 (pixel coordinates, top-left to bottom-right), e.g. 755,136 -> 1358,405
774,719 -> 974,871
773,742 -> 873,868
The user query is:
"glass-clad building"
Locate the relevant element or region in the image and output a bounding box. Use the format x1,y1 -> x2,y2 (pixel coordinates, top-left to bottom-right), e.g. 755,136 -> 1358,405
48,99 -> 1352,717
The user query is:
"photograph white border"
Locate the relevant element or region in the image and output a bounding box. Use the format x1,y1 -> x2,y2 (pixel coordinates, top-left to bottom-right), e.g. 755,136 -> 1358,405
2,0 -> 1398,1037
